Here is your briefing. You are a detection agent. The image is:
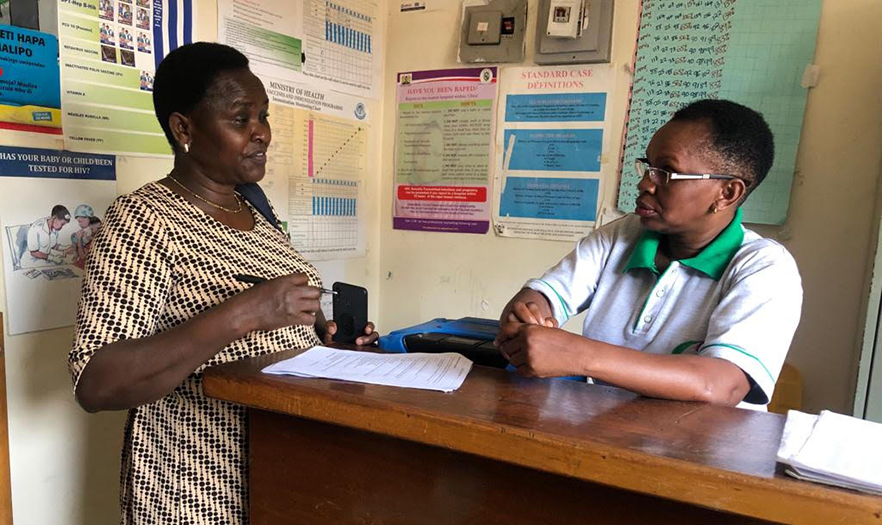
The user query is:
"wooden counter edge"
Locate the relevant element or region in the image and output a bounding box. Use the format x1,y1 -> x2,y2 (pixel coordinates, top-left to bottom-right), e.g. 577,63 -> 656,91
203,367 -> 882,525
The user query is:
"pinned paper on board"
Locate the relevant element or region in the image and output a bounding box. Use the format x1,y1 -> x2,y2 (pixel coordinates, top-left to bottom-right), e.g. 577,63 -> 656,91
0,26 -> 62,135
0,146 -> 117,335
57,0 -> 196,155
618,0 -> 823,225
393,67 -> 498,235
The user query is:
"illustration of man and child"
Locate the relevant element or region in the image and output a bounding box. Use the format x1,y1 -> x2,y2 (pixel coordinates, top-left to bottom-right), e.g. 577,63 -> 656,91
23,204 -> 102,275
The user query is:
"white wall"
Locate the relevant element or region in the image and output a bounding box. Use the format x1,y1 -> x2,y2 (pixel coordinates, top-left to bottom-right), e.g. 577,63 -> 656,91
377,0 -> 882,415
0,1 -> 384,523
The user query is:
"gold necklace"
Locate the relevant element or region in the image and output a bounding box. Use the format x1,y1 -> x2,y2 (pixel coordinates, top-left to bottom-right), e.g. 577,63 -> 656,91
167,174 -> 242,213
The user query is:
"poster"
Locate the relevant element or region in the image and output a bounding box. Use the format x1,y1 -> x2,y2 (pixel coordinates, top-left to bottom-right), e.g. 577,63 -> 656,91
619,0 -> 823,225
393,67 -> 497,234
492,65 -> 613,241
0,146 -> 116,335
57,0 -> 195,156
0,25 -> 62,134
217,0 -> 383,99
259,77 -> 368,260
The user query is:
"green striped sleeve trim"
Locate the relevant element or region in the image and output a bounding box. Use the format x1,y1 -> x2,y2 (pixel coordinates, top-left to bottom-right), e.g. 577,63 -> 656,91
700,343 -> 774,384
671,340 -> 703,355
537,279 -> 570,321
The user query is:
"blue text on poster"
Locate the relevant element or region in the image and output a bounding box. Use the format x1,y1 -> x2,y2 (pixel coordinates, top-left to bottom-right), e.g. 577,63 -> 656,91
499,177 -> 598,221
505,93 -> 606,122
503,129 -> 602,172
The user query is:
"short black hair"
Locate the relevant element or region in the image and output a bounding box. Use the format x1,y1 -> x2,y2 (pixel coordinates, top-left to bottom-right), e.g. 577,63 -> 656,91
671,99 -> 775,196
153,42 -> 250,147
51,205 -> 70,221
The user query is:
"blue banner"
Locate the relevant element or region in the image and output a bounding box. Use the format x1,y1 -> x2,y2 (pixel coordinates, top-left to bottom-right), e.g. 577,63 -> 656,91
0,146 -> 116,181
500,177 -> 598,221
0,25 -> 60,108
505,93 -> 606,122
503,129 -> 602,172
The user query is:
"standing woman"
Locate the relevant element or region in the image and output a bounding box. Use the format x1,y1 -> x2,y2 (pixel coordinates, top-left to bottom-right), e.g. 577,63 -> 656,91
69,43 -> 376,524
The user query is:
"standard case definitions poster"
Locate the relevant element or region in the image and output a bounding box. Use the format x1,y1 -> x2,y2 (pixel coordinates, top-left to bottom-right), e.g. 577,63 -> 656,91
394,67 -> 497,234
492,65 -> 613,241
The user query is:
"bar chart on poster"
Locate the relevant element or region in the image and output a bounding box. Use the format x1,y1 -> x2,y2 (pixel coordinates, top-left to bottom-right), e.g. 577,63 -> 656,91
263,92 -> 368,260
290,111 -> 365,257
218,0 -> 382,98
303,0 -> 376,94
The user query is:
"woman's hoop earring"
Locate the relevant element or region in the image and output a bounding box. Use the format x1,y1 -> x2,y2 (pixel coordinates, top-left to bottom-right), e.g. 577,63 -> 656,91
183,143 -> 191,154
711,203 -> 719,214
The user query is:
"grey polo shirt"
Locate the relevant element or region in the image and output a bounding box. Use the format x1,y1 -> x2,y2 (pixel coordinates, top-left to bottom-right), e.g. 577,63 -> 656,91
525,208 -> 803,409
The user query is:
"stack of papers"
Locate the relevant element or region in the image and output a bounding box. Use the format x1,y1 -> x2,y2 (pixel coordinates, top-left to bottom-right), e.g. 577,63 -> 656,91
777,410 -> 882,495
262,346 -> 473,393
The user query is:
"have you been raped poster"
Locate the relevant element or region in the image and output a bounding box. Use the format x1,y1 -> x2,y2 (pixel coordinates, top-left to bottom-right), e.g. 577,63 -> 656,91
394,68 -> 497,234
0,146 -> 117,335
57,0 -> 195,156
493,65 -> 614,242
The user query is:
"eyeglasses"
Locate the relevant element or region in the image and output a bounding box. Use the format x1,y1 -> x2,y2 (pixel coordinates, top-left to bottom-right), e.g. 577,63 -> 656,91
634,158 -> 738,186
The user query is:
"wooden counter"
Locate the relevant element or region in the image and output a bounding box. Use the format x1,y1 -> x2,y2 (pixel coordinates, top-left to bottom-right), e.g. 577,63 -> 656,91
203,348 -> 882,525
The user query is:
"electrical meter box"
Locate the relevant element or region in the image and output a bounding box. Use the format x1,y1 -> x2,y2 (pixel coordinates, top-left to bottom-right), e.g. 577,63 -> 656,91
535,0 -> 613,64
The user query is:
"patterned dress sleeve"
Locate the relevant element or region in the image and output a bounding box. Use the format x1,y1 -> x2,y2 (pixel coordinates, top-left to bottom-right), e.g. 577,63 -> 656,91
68,193 -> 176,389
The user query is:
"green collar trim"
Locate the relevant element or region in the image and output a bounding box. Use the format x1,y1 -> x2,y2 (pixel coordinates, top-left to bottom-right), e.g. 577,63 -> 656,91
623,229 -> 662,275
624,208 -> 745,281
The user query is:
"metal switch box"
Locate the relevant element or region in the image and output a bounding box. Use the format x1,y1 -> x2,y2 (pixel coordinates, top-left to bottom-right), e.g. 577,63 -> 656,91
467,10 -> 502,45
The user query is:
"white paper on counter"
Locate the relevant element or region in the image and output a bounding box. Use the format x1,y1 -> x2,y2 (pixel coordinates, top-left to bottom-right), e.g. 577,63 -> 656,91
262,346 -> 473,392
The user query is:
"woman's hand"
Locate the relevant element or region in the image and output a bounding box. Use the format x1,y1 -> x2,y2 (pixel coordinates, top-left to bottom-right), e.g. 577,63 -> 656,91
320,320 -> 379,346
495,289 -> 557,347
232,273 -> 322,333
498,324 -> 585,378
505,300 -> 558,327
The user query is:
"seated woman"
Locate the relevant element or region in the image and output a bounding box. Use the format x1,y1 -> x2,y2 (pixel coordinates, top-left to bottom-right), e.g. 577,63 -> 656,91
496,99 -> 802,410
69,42 -> 377,525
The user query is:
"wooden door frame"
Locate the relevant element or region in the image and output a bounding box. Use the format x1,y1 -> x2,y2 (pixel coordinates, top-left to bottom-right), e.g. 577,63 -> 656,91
1,313 -> 13,523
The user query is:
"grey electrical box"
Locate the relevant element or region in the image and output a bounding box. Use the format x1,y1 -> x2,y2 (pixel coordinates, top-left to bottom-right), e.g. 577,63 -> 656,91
535,0 -> 613,65
467,10 -> 502,45
459,0 -> 527,63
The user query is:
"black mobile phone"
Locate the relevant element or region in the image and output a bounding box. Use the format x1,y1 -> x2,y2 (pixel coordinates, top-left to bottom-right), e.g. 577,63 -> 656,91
332,282 -> 368,344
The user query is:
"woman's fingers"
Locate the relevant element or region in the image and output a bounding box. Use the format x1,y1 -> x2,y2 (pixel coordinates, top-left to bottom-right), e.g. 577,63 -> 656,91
281,272 -> 310,286
322,320 -> 337,344
355,322 -> 378,346
293,310 -> 317,326
510,301 -> 539,325
355,332 -> 380,346
527,302 -> 545,324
